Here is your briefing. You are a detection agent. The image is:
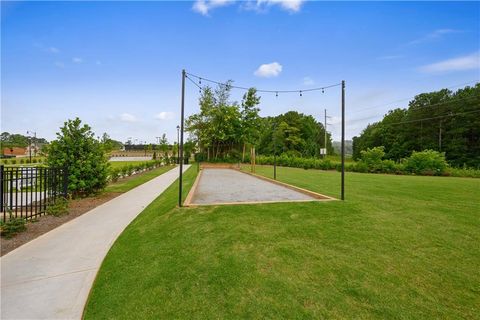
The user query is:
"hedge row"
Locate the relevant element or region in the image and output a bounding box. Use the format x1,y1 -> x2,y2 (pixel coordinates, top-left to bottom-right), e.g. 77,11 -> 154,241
0,157 -> 45,165
108,157 -> 177,182
252,149 -> 480,178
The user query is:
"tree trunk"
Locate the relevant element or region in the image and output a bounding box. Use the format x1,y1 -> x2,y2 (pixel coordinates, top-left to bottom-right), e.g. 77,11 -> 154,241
242,143 -> 246,162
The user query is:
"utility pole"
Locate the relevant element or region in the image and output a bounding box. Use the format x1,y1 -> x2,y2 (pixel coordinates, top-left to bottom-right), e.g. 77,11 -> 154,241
177,125 -> 180,164
323,109 -> 331,158
273,121 -> 277,180
27,130 -> 36,161
439,122 -> 442,152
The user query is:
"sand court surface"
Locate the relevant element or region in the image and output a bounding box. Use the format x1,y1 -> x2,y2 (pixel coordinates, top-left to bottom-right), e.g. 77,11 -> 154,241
187,168 -> 333,205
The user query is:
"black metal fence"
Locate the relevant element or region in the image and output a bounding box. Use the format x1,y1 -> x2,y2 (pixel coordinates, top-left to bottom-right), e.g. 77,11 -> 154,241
0,165 -> 68,221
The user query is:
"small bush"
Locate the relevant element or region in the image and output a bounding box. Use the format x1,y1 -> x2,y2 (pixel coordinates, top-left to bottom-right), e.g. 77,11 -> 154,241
110,168 -> 121,182
404,150 -> 448,175
360,147 -> 385,173
10,159 -> 17,165
46,198 -> 69,217
0,212 -> 27,238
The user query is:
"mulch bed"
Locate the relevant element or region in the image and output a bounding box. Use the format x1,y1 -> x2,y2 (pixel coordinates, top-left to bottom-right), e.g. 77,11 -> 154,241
1,192 -> 122,256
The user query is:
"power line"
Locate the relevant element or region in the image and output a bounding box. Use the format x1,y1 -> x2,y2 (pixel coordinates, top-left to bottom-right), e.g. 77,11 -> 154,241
388,109 -> 480,125
349,80 -> 478,114
345,95 -> 479,125
346,108 -> 480,127
185,71 -> 342,94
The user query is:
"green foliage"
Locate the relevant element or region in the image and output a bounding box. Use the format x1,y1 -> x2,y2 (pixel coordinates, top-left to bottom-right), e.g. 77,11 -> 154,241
101,133 -> 123,152
404,150 -> 448,175
46,197 -> 69,217
0,132 -> 48,149
258,111 -> 334,158
253,150 -> 478,177
46,118 -> 110,196
352,83 -> 480,167
0,212 -> 27,238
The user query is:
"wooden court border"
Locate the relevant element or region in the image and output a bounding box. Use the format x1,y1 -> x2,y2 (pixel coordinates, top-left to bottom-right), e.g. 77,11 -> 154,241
183,168 -> 337,207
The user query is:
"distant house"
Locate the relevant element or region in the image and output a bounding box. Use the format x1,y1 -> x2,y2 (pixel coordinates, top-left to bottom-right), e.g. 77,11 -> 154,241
3,147 -> 27,157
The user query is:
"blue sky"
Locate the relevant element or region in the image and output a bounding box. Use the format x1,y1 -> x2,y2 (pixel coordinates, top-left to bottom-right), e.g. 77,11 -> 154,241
2,1 -> 479,143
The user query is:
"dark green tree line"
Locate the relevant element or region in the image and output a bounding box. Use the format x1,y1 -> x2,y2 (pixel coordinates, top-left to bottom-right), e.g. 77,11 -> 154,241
352,83 -> 480,167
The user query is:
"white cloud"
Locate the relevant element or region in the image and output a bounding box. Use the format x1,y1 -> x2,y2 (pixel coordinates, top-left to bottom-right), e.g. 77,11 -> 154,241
252,0 -> 305,13
119,113 -> 138,122
419,52 -> 480,73
303,76 -> 314,86
254,62 -> 282,77
54,61 -> 65,69
48,47 -> 59,54
192,0 -> 234,16
155,112 -> 175,120
408,29 -> 460,46
72,57 -> 83,64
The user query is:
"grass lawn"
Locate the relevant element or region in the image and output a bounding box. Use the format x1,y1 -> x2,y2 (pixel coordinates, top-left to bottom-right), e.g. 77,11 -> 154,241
84,166 -> 480,319
105,165 -> 174,193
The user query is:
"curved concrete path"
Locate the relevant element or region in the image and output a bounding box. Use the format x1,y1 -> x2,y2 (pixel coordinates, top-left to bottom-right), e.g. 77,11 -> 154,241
1,165 -> 189,320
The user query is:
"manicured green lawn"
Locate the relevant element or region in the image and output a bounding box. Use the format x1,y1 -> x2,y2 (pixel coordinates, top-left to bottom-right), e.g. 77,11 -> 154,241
84,166 -> 480,319
105,165 -> 174,193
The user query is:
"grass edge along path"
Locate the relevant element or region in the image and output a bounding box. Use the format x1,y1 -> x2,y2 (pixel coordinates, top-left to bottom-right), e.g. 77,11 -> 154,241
105,165 -> 174,193
84,166 -> 479,319
84,166 -> 198,318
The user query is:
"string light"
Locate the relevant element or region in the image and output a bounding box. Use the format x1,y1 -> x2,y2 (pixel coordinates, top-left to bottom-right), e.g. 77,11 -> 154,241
300,90 -> 303,97
199,77 -> 202,85
185,71 -> 341,94
276,92 -> 278,97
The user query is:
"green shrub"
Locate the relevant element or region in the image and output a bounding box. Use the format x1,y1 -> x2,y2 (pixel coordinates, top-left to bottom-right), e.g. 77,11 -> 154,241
0,212 -> 27,238
10,159 -> 17,165
46,198 -> 69,217
110,168 -> 121,182
359,147 -> 385,173
19,159 -> 25,164
46,118 -> 109,196
404,150 -> 448,175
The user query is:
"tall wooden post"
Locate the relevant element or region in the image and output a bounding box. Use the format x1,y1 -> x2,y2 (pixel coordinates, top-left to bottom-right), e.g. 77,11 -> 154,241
341,80 -> 345,201
179,69 -> 186,207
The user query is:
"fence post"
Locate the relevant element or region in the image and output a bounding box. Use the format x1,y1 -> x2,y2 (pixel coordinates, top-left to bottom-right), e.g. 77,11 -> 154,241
0,165 -> 4,213
63,167 -> 68,197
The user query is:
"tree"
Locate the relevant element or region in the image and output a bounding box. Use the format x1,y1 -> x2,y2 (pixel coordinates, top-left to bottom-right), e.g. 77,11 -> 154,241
46,118 -> 109,196
352,83 -> 480,167
240,88 -> 261,161
159,134 -> 169,158
101,132 -> 123,153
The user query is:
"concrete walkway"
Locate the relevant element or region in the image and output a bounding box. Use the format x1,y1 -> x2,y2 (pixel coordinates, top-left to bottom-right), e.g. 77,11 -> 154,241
1,165 -> 189,320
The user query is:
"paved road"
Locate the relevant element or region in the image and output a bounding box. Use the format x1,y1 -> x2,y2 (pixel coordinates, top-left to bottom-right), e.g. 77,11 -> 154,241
1,165 -> 189,320
191,168 -> 318,205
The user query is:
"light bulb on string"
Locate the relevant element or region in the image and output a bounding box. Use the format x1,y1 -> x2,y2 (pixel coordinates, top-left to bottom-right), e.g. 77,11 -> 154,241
199,78 -> 202,85
300,90 -> 303,97
322,88 -> 325,93
276,92 -> 278,98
